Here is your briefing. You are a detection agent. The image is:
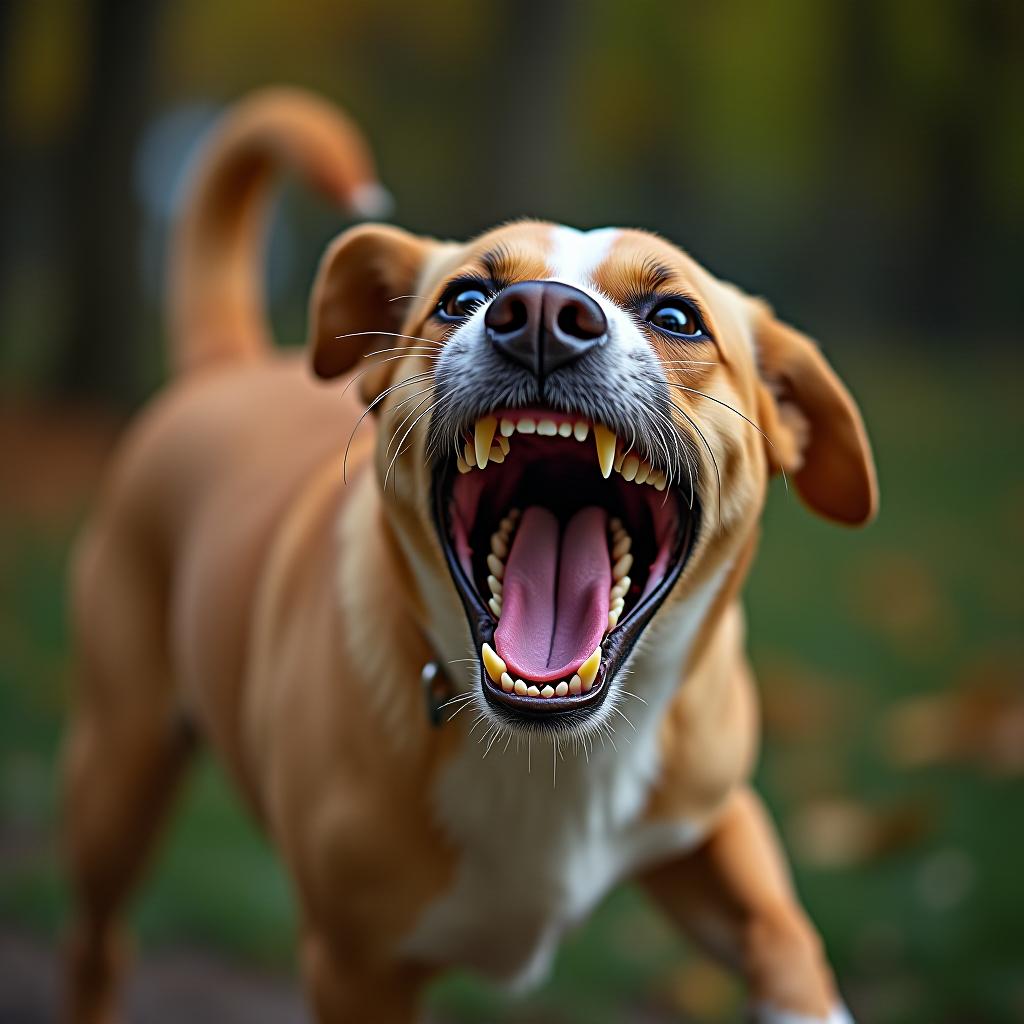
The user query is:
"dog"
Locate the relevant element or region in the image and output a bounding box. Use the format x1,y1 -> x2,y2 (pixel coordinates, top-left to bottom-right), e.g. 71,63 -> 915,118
62,88 -> 876,1023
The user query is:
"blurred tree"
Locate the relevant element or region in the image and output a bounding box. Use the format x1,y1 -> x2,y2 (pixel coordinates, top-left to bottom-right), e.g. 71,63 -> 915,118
53,0 -> 166,406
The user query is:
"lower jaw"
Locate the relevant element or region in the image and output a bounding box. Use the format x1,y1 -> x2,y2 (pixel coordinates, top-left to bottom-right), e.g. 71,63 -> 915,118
433,469 -> 700,732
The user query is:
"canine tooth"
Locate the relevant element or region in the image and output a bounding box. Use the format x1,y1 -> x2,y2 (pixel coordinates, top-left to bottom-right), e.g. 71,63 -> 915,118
635,461 -> 651,484
475,416 -> 497,468
491,534 -> 508,559
488,596 -> 502,617
578,648 -> 601,690
593,424 -> 616,479
481,643 -> 506,682
514,679 -> 528,696
610,576 -> 630,600
487,574 -> 503,595
621,454 -> 639,481
558,422 -> 572,437
456,456 -> 471,474
607,609 -> 620,630
573,420 -> 589,442
569,674 -> 582,695
612,534 -> 632,559
500,418 -> 515,437
612,552 -> 633,580
486,553 -> 505,579
488,446 -> 505,464
517,418 -> 536,434
526,684 -> 540,697
497,435 -> 510,454
500,672 -> 515,692
537,419 -> 557,436
540,684 -> 555,698
555,681 -> 569,697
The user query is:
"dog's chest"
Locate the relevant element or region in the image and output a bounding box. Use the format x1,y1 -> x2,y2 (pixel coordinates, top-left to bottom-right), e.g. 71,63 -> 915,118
401,726 -> 703,990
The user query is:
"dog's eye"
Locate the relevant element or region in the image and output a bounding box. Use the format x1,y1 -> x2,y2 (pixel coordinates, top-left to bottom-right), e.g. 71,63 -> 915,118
646,300 -> 703,339
437,281 -> 489,321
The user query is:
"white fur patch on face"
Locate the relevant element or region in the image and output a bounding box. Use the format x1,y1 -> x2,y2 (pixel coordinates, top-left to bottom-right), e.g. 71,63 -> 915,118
546,226 -> 620,286
753,1003 -> 855,1024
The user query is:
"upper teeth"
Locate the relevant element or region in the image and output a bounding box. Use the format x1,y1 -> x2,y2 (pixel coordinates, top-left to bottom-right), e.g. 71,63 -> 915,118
458,415 -> 666,489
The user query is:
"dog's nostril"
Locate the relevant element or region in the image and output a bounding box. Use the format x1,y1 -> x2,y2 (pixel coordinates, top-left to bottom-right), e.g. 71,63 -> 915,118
490,298 -> 529,335
556,303 -> 604,341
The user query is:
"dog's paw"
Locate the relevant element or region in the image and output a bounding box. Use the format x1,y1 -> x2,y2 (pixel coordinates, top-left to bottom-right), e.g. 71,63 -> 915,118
751,1003 -> 854,1024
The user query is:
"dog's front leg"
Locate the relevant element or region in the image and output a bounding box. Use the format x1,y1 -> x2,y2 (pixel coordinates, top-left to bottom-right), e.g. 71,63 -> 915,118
300,929 -> 429,1024
638,787 -> 852,1023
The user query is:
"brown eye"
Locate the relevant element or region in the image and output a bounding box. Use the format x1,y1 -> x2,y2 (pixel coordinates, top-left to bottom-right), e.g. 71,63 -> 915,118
438,281 -> 489,320
646,300 -> 703,338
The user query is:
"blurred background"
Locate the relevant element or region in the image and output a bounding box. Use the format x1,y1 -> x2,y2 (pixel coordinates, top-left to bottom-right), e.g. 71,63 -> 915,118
1,1 -> 1022,1021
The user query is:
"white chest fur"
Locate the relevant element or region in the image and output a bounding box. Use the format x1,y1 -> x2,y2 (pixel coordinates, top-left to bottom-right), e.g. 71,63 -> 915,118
401,566 -> 729,989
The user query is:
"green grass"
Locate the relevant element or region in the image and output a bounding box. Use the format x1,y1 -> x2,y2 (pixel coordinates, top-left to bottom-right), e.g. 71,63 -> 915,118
1,346 -> 1021,1022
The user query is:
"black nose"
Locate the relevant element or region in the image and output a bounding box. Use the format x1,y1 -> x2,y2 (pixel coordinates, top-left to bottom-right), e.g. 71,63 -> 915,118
484,280 -> 608,382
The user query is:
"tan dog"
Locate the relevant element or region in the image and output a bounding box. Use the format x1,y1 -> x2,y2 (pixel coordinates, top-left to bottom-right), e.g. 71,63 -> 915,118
62,89 -> 876,1024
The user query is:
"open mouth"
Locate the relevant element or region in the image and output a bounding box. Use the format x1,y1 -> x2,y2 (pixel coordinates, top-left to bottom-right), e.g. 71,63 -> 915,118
432,410 -> 699,728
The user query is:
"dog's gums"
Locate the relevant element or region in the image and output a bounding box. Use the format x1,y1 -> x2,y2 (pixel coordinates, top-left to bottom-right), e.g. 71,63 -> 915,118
434,408 -> 699,726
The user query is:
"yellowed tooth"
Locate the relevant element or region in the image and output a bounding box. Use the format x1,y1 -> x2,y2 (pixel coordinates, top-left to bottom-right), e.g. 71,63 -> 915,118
500,672 -> 515,692
488,446 -> 505,464
487,574 -> 503,596
491,534 -> 508,559
481,643 -> 506,682
613,449 -> 625,472
486,553 -> 504,579
612,534 -> 632,560
464,440 -> 475,466
635,461 -> 651,484
497,434 -> 510,454
578,647 -> 601,690
537,418 -> 557,436
526,684 -> 540,697
593,423 -> 616,479
612,575 -> 631,598
573,420 -> 589,442
653,471 -> 667,491
488,596 -> 502,617
607,609 -> 620,631
456,456 -> 471,474
500,418 -> 515,437
612,552 -> 633,580
555,681 -> 569,697
514,679 -> 528,696
621,454 -> 639,481
540,684 -> 555,698
558,422 -> 572,437
609,516 -> 622,532
610,597 -> 625,615
569,674 -> 582,695
517,418 -> 536,434
474,416 -> 497,468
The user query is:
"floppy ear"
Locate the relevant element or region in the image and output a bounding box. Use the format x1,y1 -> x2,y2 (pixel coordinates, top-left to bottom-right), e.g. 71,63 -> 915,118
308,223 -> 439,394
752,300 -> 878,525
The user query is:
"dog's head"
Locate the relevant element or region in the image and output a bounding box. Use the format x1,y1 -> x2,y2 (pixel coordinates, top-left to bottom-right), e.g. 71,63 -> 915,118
309,221 -> 877,736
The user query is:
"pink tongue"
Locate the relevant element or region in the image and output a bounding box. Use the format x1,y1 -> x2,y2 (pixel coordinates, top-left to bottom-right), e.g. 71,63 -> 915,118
494,506 -> 611,683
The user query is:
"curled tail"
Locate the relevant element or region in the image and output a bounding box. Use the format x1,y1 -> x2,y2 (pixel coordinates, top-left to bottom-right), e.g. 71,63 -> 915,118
166,87 -> 391,376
